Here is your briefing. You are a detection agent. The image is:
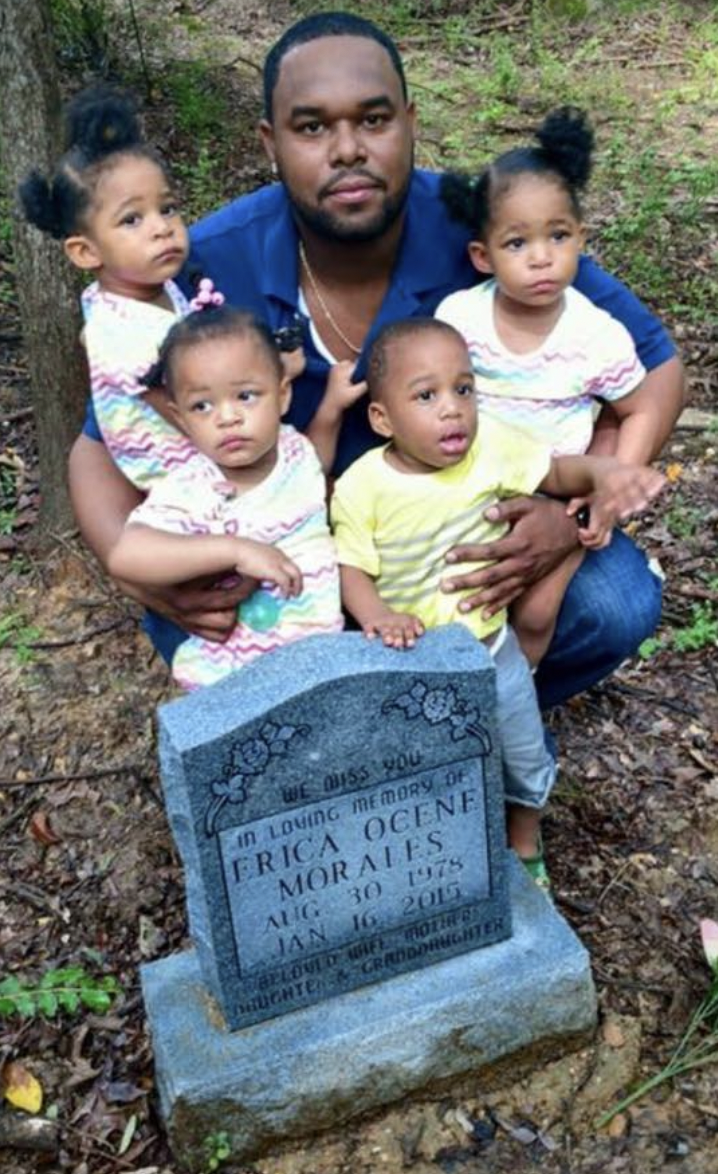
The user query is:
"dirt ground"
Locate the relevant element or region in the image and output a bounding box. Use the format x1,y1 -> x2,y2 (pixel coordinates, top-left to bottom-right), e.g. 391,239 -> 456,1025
1,2 -> 717,1173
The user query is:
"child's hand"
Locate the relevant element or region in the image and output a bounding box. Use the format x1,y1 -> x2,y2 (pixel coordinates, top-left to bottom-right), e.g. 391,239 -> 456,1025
281,346 -> 306,383
569,463 -> 666,549
592,462 -> 666,520
325,361 -> 368,417
568,496 -> 614,549
234,539 -> 303,598
363,611 -> 424,650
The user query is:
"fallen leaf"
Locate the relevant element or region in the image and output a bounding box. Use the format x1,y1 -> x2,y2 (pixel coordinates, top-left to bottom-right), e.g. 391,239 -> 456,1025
103,1079 -> 146,1104
118,1112 -> 138,1155
29,810 -> 61,846
453,1106 -> 475,1136
494,1114 -> 538,1144
537,1130 -> 559,1152
2,1060 -> 43,1113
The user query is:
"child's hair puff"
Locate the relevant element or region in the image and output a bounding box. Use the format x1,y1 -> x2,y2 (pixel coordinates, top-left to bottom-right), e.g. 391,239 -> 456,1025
64,83 -> 142,162
535,106 -> 593,192
440,106 -> 594,239
18,83 -> 158,240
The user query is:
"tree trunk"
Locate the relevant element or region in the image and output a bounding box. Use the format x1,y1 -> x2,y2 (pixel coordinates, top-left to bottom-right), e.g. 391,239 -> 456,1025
0,0 -> 88,541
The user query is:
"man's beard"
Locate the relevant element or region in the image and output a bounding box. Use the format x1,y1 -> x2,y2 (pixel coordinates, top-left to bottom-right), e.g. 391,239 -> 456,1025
283,168 -> 413,245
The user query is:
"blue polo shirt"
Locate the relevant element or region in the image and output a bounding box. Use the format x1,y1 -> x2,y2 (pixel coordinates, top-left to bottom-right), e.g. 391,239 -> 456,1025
83,169 -> 675,477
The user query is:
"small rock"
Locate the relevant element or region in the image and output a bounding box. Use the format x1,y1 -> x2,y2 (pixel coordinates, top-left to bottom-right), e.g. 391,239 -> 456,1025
608,1113 -> 629,1138
604,1020 -> 626,1049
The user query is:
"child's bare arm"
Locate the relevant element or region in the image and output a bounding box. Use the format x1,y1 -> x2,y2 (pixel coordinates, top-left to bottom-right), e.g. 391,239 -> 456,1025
541,454 -> 665,549
340,565 -> 424,649
108,526 -> 302,596
307,361 -> 368,472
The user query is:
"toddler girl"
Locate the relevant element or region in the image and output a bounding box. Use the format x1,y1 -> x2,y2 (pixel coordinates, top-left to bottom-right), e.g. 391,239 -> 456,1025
436,108 -> 663,665
19,83 -> 362,487
108,305 -> 343,691
331,318 -> 664,884
19,84 -> 196,490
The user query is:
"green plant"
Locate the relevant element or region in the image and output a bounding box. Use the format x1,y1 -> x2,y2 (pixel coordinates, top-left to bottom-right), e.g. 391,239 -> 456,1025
175,144 -> 225,221
0,967 -> 121,1019
0,462 -> 19,535
672,604 -> 718,653
203,1130 -> 232,1172
599,919 -> 718,1127
0,176 -> 12,250
164,60 -> 227,139
49,0 -> 114,74
638,605 -> 718,658
664,494 -> 701,541
0,612 -> 42,665
638,635 -> 663,660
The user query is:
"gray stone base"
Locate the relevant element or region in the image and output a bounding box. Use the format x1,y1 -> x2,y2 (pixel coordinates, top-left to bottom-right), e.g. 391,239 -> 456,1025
142,858 -> 596,1171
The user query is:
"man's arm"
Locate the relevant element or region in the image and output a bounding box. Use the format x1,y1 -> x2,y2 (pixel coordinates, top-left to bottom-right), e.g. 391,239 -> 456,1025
590,355 -> 687,463
443,354 -> 685,617
69,434 -> 143,565
68,434 -> 253,641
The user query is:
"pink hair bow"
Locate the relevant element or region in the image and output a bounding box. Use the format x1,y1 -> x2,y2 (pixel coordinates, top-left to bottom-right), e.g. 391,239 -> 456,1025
190,277 -> 226,312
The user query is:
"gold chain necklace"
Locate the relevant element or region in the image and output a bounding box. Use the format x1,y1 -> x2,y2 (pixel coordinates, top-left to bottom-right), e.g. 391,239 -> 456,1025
299,240 -> 362,356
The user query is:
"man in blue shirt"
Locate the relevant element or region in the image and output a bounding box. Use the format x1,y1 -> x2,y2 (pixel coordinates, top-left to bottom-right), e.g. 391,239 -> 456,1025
69,11 -> 684,707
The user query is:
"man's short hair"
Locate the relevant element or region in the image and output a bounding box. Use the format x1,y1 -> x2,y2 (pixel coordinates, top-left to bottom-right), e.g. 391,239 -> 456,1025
263,11 -> 408,120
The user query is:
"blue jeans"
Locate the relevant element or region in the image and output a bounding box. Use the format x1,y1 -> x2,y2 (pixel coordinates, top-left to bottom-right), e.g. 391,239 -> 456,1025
534,530 -> 662,710
145,530 -> 662,709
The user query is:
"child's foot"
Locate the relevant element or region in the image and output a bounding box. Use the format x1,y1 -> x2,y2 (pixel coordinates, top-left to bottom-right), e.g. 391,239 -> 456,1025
507,807 -> 551,893
521,840 -> 551,893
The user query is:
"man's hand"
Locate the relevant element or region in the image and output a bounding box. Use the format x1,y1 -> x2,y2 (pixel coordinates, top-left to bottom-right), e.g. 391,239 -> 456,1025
441,496 -> 579,619
118,574 -> 257,643
363,610 -> 424,650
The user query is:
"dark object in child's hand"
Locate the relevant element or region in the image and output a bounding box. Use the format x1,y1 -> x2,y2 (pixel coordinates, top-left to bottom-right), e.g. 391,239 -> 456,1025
273,318 -> 304,352
575,504 -> 591,528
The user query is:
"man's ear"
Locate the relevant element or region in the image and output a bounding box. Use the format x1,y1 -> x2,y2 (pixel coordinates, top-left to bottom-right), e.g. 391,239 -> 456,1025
63,234 -> 103,272
258,119 -> 277,172
279,375 -> 292,416
468,240 -> 493,276
405,100 -> 417,139
368,400 -> 393,440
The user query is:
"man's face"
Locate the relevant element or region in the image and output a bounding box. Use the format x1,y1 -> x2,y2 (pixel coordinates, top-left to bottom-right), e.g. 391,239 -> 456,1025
260,36 -> 415,243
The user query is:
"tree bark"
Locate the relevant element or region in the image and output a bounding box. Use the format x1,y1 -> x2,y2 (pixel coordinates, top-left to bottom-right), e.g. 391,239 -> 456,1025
0,0 -> 88,540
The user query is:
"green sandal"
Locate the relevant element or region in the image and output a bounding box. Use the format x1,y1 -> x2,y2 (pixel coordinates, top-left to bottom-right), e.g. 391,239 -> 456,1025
521,838 -> 551,893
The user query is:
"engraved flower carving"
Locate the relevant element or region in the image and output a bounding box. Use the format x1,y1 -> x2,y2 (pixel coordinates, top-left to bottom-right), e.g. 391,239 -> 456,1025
236,737 -> 270,772
204,720 -> 310,836
383,678 -> 491,749
421,685 -> 458,725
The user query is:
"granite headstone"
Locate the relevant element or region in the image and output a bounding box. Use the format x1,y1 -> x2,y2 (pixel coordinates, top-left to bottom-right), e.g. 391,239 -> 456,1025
144,626 -> 597,1169
156,626 -> 509,1030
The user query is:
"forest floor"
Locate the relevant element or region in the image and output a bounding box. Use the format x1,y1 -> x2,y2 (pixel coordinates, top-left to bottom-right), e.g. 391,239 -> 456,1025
0,2 -> 717,1173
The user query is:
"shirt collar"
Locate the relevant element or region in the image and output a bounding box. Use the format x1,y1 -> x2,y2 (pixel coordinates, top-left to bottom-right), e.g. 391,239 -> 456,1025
258,171 -> 466,311
261,194 -> 301,307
